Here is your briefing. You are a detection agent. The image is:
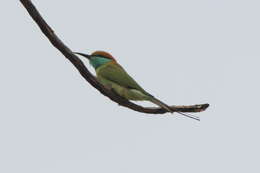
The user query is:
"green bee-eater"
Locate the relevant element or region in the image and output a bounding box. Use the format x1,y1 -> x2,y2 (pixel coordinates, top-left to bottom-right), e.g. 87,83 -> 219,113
75,51 -> 199,120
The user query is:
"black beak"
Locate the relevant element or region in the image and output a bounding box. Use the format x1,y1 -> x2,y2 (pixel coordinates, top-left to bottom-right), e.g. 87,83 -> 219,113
74,52 -> 91,60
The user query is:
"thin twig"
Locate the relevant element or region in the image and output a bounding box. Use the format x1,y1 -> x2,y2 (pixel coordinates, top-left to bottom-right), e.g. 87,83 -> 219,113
19,0 -> 209,115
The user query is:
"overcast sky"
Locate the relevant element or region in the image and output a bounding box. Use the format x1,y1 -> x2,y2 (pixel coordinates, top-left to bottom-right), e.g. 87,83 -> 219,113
1,0 -> 259,172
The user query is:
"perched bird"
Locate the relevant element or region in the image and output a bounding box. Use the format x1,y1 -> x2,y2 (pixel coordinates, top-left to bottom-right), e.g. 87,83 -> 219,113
74,51 -> 199,120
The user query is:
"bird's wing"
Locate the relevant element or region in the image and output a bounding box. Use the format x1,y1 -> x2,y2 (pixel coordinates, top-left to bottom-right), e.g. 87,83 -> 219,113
96,62 -> 149,94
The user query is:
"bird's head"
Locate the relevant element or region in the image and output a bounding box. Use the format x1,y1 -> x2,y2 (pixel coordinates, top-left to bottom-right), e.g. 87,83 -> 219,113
74,51 -> 116,69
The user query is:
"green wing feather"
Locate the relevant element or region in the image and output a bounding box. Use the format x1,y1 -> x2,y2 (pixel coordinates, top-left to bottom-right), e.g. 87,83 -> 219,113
96,62 -> 173,113
96,62 -> 149,95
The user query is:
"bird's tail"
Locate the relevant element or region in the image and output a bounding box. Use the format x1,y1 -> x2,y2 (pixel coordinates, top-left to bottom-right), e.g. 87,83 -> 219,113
149,97 -> 200,121
150,97 -> 173,113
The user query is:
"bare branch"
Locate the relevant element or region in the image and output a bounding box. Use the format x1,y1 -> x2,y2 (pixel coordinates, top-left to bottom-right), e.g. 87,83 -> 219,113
19,0 -> 209,114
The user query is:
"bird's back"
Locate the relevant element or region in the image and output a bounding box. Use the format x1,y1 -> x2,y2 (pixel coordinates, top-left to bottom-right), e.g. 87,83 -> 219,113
96,61 -> 150,95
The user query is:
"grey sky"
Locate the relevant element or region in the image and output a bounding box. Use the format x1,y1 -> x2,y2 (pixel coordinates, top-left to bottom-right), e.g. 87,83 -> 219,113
0,0 -> 259,172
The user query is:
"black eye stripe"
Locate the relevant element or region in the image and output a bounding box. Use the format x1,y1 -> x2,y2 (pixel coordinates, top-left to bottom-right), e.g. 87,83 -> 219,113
92,55 -> 110,59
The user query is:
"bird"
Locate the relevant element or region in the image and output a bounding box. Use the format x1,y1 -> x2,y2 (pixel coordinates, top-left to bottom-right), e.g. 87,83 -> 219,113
74,51 -> 199,120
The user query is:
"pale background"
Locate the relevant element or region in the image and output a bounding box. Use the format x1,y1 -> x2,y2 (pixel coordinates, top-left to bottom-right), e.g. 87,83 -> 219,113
0,0 -> 259,172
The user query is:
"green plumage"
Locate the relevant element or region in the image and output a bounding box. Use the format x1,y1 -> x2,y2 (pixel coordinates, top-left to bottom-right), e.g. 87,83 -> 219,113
90,56 -> 173,113
96,61 -> 151,100
75,51 -> 173,113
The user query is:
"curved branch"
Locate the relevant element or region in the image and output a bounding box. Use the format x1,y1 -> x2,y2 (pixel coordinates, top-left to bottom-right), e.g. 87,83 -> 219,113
20,0 -> 209,114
